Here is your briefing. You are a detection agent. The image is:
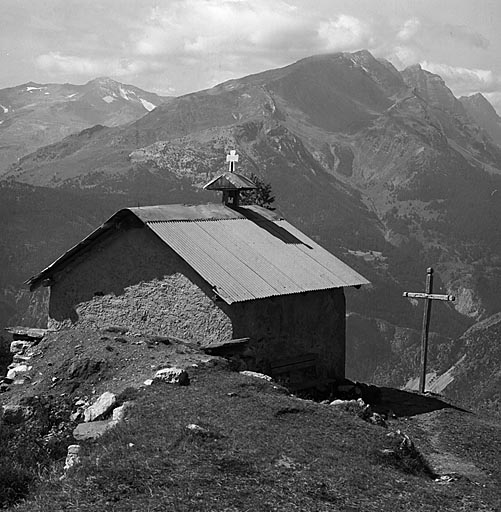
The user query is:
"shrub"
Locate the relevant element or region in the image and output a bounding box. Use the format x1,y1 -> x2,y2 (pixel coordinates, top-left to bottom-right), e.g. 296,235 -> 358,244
0,459 -> 32,508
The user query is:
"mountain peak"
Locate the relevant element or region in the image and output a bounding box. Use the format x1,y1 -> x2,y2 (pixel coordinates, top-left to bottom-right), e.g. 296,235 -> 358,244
460,92 -> 501,144
86,77 -> 120,87
402,63 -> 463,115
461,92 -> 490,106
351,49 -> 375,59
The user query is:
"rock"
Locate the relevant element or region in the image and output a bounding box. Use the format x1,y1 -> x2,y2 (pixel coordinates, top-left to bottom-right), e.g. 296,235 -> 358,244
12,354 -> 31,364
83,391 -> 117,422
70,411 -> 81,422
387,430 -> 416,452
330,399 -> 358,407
274,455 -> 300,469
186,423 -> 210,435
1,404 -> 33,424
0,383 -> 10,393
64,444 -> 81,471
10,340 -> 32,355
378,449 -> 396,456
239,370 -> 273,382
73,420 -> 114,440
369,412 -> 387,427
66,359 -> 105,381
154,367 -> 190,385
112,402 -> 132,422
13,377 -> 30,386
6,364 -> 32,381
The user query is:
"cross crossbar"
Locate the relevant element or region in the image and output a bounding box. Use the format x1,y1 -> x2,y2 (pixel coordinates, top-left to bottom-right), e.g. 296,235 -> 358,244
403,267 -> 456,394
403,292 -> 455,301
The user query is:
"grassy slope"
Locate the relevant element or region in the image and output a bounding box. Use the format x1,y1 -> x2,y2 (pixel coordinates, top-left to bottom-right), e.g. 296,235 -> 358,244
9,368 -> 500,512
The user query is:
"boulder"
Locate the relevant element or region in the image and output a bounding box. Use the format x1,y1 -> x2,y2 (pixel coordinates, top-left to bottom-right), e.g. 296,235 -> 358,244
1,404 -> 33,424
239,370 -> 273,382
154,367 -> 190,385
73,420 -> 114,440
83,391 -> 117,422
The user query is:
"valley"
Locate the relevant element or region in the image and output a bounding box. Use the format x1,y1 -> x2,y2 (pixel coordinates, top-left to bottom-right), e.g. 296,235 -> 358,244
1,50 -> 500,411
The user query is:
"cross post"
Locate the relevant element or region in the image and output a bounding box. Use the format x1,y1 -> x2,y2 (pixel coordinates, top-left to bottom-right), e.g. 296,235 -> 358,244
403,267 -> 455,394
226,150 -> 239,173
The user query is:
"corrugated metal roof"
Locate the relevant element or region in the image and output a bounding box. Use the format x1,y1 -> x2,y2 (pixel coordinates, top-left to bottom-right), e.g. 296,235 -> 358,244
26,203 -> 369,301
147,212 -> 369,304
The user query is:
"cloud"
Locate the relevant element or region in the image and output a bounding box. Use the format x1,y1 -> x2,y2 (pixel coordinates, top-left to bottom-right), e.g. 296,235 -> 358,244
23,1 -> 499,102
36,52 -> 164,80
421,61 -> 501,96
397,18 -> 421,42
441,24 -> 489,49
395,17 -> 489,50
318,15 -> 375,52
124,1 -> 379,93
134,0 -> 314,58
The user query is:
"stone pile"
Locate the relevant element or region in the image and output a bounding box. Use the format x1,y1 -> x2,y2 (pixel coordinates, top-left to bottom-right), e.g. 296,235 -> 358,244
1,327 -> 47,391
73,366 -> 191,440
73,391 -> 131,441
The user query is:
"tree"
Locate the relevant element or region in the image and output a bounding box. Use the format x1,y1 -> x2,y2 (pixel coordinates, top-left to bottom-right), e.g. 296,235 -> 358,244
240,173 -> 275,210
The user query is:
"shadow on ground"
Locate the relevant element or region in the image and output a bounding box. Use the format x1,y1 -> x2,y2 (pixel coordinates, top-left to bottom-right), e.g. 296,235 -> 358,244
373,387 -> 469,418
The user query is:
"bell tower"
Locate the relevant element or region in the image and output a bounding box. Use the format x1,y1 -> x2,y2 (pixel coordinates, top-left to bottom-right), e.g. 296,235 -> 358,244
203,150 -> 257,207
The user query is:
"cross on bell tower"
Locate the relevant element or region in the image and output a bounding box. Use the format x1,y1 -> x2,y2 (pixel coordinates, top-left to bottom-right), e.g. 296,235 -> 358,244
226,149 -> 239,173
203,150 -> 256,207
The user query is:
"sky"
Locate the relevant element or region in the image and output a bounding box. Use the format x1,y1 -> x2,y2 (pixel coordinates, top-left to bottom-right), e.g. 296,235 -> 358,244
2,0 -> 501,110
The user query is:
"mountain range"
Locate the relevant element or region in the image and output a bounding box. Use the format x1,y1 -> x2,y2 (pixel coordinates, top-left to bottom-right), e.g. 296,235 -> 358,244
1,50 -> 500,411
0,77 -> 170,174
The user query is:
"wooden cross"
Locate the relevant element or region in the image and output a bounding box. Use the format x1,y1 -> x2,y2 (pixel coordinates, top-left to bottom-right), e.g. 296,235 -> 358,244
226,150 -> 239,173
403,267 -> 455,394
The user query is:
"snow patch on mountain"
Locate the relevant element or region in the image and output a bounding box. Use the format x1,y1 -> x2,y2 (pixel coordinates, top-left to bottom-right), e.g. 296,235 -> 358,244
0,104 -> 9,113
119,86 -> 136,101
67,93 -> 77,99
140,98 -> 156,111
102,96 -> 115,104
26,86 -> 44,92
